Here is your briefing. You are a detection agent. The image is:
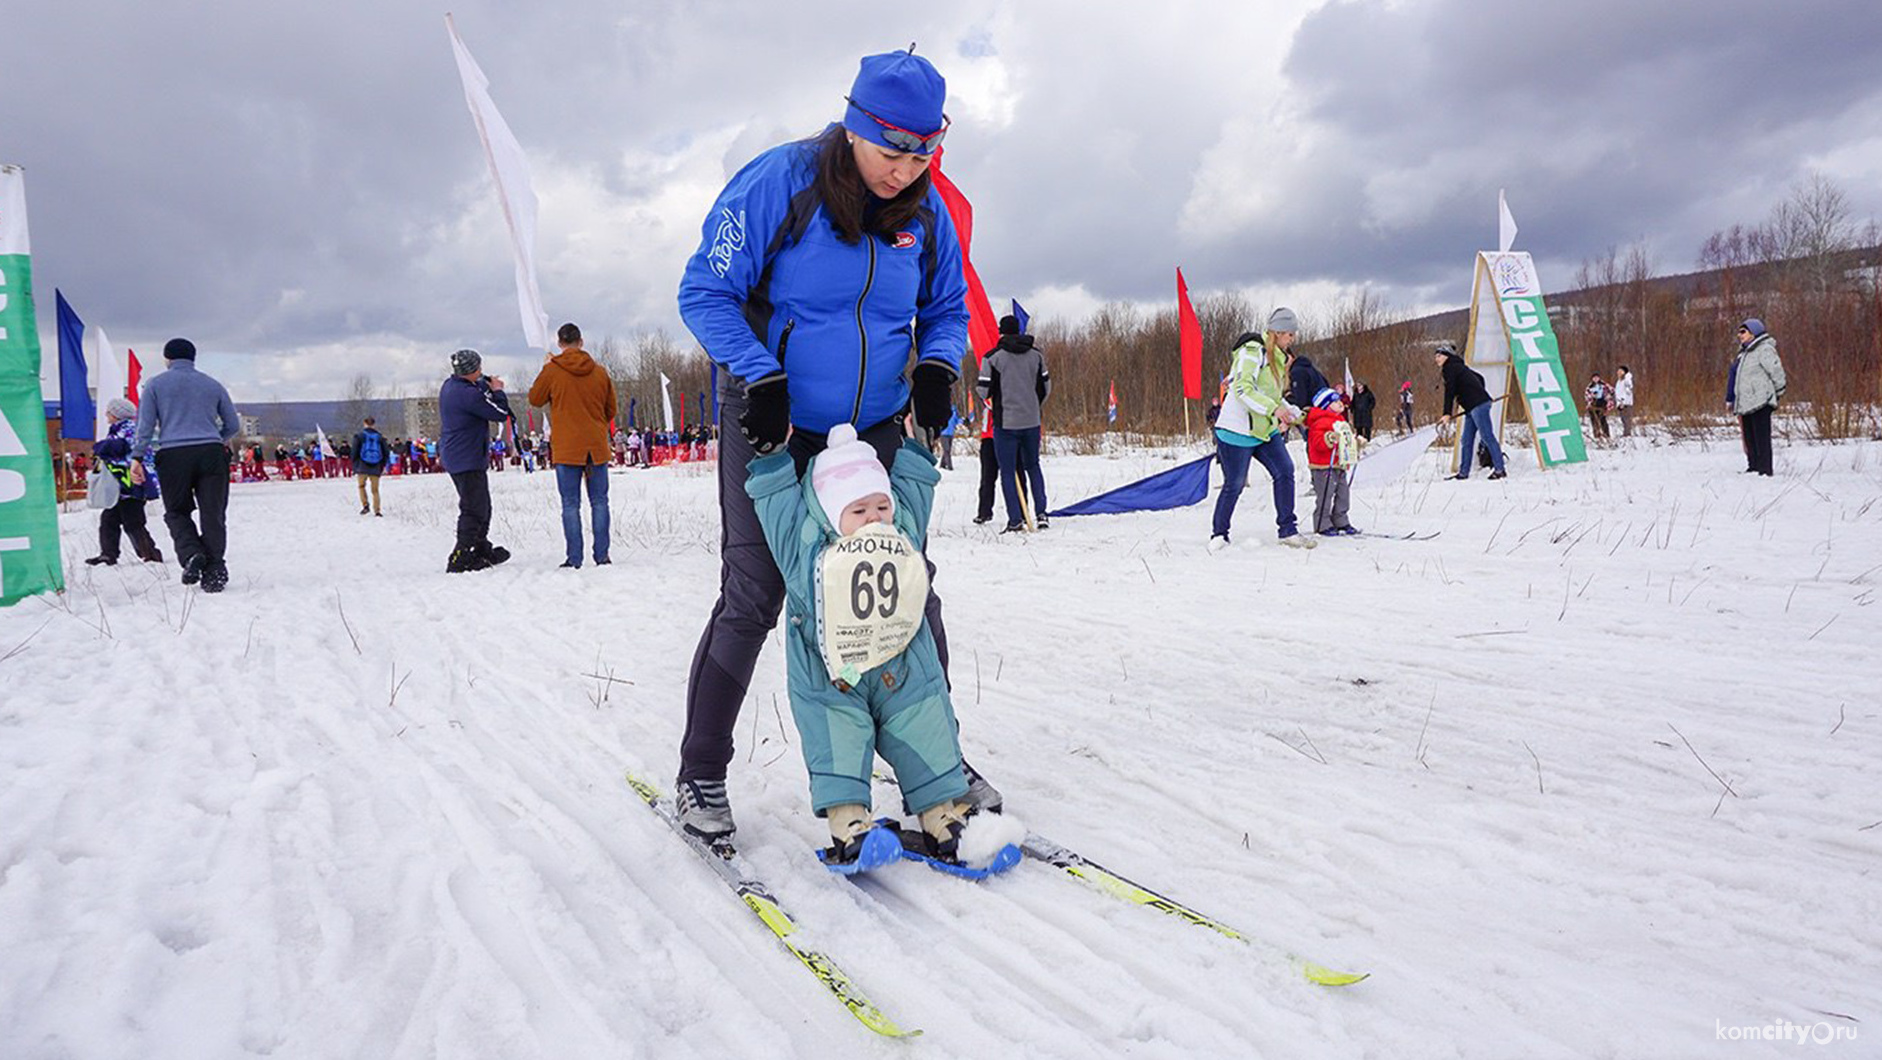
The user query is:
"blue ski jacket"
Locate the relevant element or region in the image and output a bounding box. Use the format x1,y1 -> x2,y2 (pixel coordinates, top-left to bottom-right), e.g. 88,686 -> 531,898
678,129 -> 971,433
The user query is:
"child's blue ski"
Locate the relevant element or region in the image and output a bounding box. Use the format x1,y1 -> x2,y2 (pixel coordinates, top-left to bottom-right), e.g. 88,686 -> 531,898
817,824 -> 904,875
899,840 -> 1022,880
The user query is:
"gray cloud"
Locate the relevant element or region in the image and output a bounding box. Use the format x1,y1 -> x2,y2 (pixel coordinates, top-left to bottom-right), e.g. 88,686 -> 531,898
5,0 -> 1878,400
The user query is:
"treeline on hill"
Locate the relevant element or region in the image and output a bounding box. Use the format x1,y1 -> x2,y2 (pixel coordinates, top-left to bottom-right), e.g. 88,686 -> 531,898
442,174 -> 1882,443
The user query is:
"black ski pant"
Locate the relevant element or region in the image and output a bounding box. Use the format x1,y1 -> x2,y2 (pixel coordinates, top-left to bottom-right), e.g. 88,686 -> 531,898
154,443 -> 230,570
678,380 -> 951,783
450,469 -> 493,549
1739,406 -> 1774,475
99,495 -> 160,562
975,436 -> 999,521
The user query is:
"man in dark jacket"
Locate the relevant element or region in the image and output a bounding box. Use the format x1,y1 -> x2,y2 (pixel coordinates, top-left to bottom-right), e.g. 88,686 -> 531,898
1286,354 -> 1330,441
1350,383 -> 1377,440
439,348 -> 515,572
1435,343 -> 1506,480
352,416 -> 388,516
976,314 -> 1052,531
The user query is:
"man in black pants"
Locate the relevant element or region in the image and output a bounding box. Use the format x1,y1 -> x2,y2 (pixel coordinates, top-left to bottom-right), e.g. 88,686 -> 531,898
132,338 -> 240,592
437,349 -> 514,572
973,420 -> 999,524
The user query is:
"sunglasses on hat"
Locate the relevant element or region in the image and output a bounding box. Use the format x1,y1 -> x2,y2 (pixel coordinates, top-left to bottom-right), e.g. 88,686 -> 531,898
846,97 -> 949,153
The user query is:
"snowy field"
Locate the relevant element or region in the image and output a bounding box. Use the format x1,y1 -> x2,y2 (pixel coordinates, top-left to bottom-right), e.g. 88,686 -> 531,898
3,430 -> 1878,1059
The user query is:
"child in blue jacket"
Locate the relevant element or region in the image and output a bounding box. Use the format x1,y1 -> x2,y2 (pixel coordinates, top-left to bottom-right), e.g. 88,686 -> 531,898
747,423 -> 972,866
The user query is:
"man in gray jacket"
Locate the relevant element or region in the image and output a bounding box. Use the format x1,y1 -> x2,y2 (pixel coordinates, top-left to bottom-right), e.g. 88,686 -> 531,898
976,314 -> 1053,532
132,338 -> 241,591
1728,318 -> 1786,476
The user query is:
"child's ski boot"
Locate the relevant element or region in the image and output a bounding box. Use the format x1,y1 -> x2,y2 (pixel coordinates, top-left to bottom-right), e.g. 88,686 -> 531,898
818,804 -> 902,875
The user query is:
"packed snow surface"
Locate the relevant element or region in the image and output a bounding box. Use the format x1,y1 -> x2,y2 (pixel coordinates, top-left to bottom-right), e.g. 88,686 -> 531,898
3,432 -> 1878,1058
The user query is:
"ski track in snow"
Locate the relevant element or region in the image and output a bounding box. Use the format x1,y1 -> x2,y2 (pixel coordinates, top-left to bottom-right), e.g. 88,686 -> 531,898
3,434 -> 1879,1058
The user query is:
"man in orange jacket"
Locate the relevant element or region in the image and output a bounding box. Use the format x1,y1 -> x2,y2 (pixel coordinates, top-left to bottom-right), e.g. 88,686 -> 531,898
529,322 -> 620,568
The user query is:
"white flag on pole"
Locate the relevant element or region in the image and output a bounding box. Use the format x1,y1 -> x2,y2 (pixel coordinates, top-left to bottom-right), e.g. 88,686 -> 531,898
1348,423 -> 1441,490
1343,356 -> 1354,395
1498,189 -> 1518,253
90,325 -> 123,440
660,373 -> 675,433
446,14 -> 551,352
315,424 -> 335,461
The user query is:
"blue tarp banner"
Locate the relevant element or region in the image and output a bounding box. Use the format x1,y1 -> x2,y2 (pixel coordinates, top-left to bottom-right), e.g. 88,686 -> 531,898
1047,453 -> 1213,517
56,289 -> 93,441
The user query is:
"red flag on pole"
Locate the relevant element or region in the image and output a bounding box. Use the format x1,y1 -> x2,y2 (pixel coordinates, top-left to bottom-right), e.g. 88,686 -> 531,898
127,349 -> 143,405
929,149 -> 1000,363
1177,267 -> 1202,400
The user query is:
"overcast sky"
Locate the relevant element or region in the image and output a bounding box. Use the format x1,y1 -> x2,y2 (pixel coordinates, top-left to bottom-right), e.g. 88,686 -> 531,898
7,0 -> 1880,402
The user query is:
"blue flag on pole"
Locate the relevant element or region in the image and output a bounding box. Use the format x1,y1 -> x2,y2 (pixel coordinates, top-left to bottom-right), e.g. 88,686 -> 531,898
55,290 -> 94,441
627,397 -> 636,428
1046,454 -> 1213,517
1010,298 -> 1030,335
710,362 -> 720,424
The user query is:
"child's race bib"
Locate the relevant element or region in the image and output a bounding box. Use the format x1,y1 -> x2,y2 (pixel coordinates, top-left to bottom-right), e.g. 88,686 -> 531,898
1332,421 -> 1359,467
813,521 -> 930,687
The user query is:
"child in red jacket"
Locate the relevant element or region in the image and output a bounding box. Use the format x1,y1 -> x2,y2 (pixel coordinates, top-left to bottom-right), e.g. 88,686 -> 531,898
1306,388 -> 1360,536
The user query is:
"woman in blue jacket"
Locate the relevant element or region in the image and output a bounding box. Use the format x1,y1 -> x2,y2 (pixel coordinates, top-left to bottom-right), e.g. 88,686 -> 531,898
672,48 -> 998,841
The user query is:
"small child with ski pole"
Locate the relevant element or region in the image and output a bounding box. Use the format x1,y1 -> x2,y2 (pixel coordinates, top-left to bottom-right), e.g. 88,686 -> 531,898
1306,388 -> 1361,536
747,423 -> 1014,873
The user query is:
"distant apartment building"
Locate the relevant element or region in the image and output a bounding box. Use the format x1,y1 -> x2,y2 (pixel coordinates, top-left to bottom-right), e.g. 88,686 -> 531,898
403,396 -> 440,440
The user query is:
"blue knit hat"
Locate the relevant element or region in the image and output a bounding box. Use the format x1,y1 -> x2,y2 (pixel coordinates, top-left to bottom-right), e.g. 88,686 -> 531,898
843,49 -> 947,155
1312,387 -> 1342,409
1740,318 -> 1766,338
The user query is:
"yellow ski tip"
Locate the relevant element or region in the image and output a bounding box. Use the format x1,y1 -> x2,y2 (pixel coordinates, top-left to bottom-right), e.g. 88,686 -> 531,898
1300,962 -> 1370,987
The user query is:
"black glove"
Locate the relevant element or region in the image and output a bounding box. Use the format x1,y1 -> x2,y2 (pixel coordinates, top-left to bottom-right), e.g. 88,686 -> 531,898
911,361 -> 958,432
740,372 -> 791,454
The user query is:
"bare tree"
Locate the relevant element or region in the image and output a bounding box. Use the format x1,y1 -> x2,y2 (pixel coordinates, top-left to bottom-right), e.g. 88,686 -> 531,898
337,373 -> 375,433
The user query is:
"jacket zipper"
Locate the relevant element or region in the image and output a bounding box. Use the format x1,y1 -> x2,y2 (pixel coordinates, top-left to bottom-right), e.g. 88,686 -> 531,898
776,318 -> 797,375
850,236 -> 877,424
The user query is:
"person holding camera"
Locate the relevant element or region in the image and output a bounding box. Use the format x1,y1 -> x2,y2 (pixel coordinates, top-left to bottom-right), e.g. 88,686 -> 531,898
438,348 -> 514,573
671,47 -> 1000,842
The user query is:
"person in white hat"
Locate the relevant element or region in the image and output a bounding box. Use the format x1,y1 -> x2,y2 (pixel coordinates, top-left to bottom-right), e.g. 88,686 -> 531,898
86,396 -> 164,566
745,423 -> 1003,872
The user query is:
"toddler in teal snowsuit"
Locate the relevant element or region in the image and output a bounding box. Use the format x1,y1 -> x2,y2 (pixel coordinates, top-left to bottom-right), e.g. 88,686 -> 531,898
747,423 -> 971,862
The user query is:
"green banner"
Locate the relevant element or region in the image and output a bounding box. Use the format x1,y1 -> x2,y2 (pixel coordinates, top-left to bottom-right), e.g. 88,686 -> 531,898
1498,293 -> 1587,466
1470,252 -> 1587,469
1,164 -> 65,606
